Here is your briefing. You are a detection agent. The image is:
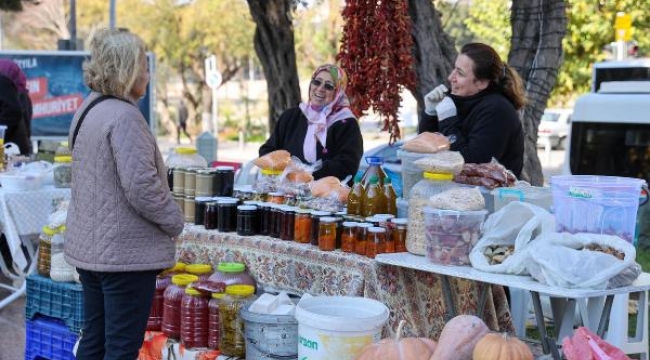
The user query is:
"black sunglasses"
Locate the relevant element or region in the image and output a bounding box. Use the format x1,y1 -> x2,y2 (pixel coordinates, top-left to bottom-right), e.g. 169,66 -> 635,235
311,79 -> 335,91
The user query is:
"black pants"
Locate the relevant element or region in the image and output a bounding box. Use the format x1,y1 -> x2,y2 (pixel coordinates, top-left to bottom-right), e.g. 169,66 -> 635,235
76,269 -> 158,360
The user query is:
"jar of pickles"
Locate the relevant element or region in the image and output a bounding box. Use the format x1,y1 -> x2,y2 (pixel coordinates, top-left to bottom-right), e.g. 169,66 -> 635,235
37,225 -> 57,277
391,218 -> 408,252
365,226 -> 386,259
293,209 -> 311,243
219,285 -> 256,357
340,222 -> 357,252
53,155 -> 72,188
318,216 -> 337,251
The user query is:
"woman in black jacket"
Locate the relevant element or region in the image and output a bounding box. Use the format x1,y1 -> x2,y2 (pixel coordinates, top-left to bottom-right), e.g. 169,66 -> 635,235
259,64 -> 363,181
419,43 -> 526,178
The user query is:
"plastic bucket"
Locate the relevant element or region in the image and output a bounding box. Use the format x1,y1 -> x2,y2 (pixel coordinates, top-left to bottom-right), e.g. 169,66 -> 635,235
294,296 -> 389,360
240,305 -> 299,360
551,175 -> 648,243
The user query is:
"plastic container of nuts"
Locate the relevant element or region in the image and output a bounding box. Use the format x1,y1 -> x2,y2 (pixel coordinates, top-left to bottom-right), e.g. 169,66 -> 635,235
423,207 -> 487,265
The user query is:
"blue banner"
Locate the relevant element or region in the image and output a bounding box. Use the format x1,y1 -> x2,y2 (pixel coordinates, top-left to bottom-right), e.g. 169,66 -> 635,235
0,50 -> 155,139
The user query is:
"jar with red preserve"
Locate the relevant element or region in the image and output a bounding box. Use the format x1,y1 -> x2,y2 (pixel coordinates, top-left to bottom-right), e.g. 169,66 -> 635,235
391,218 -> 408,252
365,226 -> 386,259
207,262 -> 257,291
180,287 -> 209,349
208,292 -> 225,350
147,263 -> 186,331
310,211 -> 331,246
318,217 -> 337,251
340,222 -> 357,252
293,209 -> 311,243
161,274 -> 199,339
354,222 -> 373,255
184,263 -> 213,281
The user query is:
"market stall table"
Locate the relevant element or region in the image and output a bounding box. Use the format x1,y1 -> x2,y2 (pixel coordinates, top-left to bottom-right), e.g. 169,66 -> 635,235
375,252 -> 650,359
0,185 -> 70,309
176,224 -> 514,339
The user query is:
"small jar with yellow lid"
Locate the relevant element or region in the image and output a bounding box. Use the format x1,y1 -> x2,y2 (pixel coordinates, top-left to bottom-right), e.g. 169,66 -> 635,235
53,155 -> 72,188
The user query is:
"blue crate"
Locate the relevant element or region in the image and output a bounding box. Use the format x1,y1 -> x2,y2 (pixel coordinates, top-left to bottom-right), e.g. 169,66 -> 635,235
25,316 -> 79,360
25,274 -> 84,333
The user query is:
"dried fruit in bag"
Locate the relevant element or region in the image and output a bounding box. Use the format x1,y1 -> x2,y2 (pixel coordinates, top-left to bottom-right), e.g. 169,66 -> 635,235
310,176 -> 343,198
252,150 -> 291,171
401,132 -> 451,153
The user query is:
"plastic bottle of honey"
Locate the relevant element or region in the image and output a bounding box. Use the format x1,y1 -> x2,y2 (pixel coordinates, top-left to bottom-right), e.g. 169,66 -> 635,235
383,177 -> 398,216
180,287 -> 209,349
362,176 -> 386,217
347,174 -> 365,216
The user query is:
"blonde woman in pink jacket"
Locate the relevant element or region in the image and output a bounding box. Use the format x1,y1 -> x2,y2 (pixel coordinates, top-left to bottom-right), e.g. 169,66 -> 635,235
65,29 -> 184,360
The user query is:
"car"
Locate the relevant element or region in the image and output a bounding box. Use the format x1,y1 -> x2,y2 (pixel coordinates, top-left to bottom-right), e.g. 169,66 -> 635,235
537,108 -> 572,150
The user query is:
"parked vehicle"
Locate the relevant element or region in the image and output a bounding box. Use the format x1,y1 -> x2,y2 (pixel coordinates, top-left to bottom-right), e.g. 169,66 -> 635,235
536,108 -> 572,150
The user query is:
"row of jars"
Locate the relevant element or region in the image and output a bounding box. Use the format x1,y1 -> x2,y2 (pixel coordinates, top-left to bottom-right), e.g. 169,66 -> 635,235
149,262 -> 256,356
168,166 -> 235,198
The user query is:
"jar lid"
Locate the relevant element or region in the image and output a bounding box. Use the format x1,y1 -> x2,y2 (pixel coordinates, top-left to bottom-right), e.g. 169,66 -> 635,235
41,226 -> 57,236
237,205 -> 257,211
423,172 -> 454,181
268,191 -> 284,196
320,216 -> 336,223
243,200 -> 259,205
225,284 -> 255,296
311,211 -> 331,216
357,222 -> 374,228
217,199 -> 238,205
342,221 -> 358,227
369,226 -> 386,233
295,209 -> 312,214
185,287 -> 201,296
374,214 -> 395,220
185,263 -> 212,275
261,169 -> 283,176
175,147 -> 198,155
365,216 -> 380,223
171,274 -> 199,286
211,292 -> 226,299
196,169 -> 213,175
391,218 -> 408,225
164,262 -> 187,274
217,262 -> 246,273
215,166 -> 235,171
54,155 -> 72,163
195,197 -> 213,202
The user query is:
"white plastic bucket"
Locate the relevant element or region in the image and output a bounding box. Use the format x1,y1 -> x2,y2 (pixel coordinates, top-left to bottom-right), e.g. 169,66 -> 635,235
294,296 -> 389,360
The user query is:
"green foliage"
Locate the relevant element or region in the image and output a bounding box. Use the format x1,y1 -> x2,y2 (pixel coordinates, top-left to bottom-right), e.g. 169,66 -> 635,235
434,0 -> 474,47
464,0 -> 511,59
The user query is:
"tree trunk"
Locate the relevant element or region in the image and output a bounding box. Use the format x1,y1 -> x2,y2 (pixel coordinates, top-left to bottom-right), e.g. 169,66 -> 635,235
508,0 -> 567,185
408,0 -> 457,120
246,0 -> 301,133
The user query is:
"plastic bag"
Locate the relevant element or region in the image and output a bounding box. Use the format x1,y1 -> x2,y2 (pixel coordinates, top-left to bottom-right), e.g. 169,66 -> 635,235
469,202 -> 555,275
306,175 -> 351,212
279,156 -> 321,195
413,150 -> 464,174
562,327 -> 630,360
429,187 -> 485,211
252,149 -> 291,171
454,159 -> 517,189
401,132 -> 450,153
525,232 -> 638,289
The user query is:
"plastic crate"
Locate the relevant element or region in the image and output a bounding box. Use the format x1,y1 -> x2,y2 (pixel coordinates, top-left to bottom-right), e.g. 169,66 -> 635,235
25,274 -> 84,333
25,316 -> 79,360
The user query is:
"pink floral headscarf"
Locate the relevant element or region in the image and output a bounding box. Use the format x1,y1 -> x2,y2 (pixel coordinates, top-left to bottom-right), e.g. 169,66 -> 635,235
299,64 -> 356,164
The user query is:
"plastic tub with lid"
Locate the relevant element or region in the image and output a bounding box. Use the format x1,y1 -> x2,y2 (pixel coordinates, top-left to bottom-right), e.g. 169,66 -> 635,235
166,146 -> 208,169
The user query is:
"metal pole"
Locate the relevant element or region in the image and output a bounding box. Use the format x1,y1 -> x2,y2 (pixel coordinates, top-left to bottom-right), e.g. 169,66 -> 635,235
212,90 -> 218,135
70,0 -> 77,49
109,0 -> 116,29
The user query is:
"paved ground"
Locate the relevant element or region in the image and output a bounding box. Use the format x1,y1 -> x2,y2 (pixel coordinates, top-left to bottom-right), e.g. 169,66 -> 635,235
0,137 -> 566,360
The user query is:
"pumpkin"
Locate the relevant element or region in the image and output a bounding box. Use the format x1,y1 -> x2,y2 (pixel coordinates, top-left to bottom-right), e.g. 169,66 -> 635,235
472,333 -> 533,360
429,315 -> 489,360
356,320 -> 437,360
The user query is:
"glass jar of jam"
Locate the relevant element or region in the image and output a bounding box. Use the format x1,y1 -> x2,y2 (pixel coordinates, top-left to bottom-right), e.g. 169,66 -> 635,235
340,222 -> 357,252
195,169 -> 215,197
269,204 -> 281,238
365,226 -> 386,259
293,209 -> 311,244
236,205 -> 258,236
390,218 -> 408,253
204,201 -> 218,230
267,191 -> 285,205
162,274 -> 199,339
258,202 -> 271,236
180,287 -> 209,349
172,168 -> 186,196
310,211 -> 331,246
184,168 -> 198,197
280,206 -> 295,241
219,285 -> 257,358
183,196 -> 195,223
354,222 -> 373,255
217,199 -> 238,232
214,166 -> 235,197
194,197 -> 211,226
318,216 -> 337,251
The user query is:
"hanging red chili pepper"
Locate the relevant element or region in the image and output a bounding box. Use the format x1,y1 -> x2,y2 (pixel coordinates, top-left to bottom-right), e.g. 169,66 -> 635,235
337,0 -> 416,144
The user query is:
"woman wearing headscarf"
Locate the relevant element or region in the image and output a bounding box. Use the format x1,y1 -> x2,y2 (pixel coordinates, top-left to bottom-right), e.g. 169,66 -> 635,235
259,64 -> 363,181
0,59 -> 31,155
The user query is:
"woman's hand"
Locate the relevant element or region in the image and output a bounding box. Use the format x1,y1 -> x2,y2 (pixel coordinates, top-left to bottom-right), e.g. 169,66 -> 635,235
435,97 -> 457,121
424,84 -> 448,115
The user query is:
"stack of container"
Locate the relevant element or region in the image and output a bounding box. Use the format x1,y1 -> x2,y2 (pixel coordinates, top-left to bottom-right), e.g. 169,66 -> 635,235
24,274 -> 83,360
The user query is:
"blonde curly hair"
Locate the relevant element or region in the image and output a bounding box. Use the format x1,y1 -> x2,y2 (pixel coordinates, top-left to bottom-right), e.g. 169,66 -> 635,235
83,29 -> 147,101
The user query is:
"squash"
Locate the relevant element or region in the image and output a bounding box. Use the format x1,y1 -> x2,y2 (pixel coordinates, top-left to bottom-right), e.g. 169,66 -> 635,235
472,333 -> 533,360
356,320 -> 437,360
429,315 -> 489,360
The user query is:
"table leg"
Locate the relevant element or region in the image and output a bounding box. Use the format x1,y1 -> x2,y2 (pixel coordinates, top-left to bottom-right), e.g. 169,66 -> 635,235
597,295 -> 615,337
477,282 -> 489,318
530,291 -> 550,354
441,275 -> 456,321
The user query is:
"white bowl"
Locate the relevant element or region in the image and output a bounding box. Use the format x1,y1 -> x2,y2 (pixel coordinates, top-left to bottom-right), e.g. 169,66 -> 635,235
0,172 -> 45,191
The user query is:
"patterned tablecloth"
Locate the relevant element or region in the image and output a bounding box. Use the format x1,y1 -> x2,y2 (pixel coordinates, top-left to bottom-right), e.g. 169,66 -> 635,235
0,186 -> 70,271
177,224 -> 514,338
